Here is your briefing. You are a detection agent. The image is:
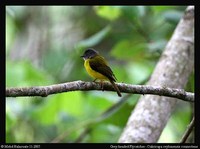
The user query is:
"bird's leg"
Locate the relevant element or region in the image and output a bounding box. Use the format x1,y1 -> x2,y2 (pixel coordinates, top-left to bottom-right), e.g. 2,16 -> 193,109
100,80 -> 104,91
93,78 -> 97,82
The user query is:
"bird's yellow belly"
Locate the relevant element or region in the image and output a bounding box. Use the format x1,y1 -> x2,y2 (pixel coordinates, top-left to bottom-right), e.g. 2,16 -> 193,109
84,59 -> 108,80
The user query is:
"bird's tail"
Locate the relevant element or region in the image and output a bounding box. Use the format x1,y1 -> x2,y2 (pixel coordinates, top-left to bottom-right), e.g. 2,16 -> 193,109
110,80 -> 122,97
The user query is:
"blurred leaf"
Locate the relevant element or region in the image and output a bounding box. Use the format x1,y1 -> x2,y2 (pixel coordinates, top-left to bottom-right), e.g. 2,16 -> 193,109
14,121 -> 34,143
111,40 -> 146,60
120,6 -> 140,22
162,10 -> 183,24
149,21 -> 173,40
30,92 -> 83,125
111,65 -> 128,83
151,6 -> 178,14
185,71 -> 194,92
6,61 -> 53,87
158,102 -> 192,143
148,39 -> 167,52
42,49 -> 69,81
137,6 -> 146,17
103,102 -> 133,127
94,6 -> 121,21
6,6 -> 27,18
89,124 -> 121,142
126,61 -> 153,84
6,112 -> 16,133
6,15 -> 17,54
77,25 -> 111,49
82,94 -> 113,119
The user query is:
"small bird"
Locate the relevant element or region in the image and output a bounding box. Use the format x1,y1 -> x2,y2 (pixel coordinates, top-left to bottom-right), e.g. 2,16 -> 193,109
81,48 -> 122,97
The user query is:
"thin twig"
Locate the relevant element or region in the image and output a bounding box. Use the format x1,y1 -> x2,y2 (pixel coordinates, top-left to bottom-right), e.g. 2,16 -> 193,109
180,116 -> 195,143
6,81 -> 194,102
74,128 -> 91,143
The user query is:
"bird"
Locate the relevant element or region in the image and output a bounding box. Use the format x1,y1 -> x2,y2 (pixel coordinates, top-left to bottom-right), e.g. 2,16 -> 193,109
81,48 -> 122,97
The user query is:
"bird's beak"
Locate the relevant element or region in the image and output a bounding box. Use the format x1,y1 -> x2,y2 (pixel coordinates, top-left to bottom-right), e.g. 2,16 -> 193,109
81,55 -> 85,60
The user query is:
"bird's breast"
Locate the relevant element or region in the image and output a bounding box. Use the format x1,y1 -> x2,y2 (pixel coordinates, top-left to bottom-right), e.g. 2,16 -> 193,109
84,59 -> 108,80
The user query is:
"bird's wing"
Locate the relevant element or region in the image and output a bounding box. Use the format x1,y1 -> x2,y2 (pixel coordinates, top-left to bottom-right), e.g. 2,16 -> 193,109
89,56 -> 117,82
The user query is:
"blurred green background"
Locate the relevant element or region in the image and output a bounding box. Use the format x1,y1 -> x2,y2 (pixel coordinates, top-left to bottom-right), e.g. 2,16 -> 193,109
6,6 -> 194,143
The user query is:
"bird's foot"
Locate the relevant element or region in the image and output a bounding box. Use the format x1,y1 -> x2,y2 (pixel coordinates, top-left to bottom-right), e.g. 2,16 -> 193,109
93,79 -> 97,82
100,81 -> 104,91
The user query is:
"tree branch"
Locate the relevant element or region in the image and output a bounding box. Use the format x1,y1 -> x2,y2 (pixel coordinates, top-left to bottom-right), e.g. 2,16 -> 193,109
6,81 -> 194,102
180,116 -> 195,143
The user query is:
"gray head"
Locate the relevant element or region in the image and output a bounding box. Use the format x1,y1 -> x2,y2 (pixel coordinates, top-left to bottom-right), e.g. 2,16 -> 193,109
81,48 -> 99,60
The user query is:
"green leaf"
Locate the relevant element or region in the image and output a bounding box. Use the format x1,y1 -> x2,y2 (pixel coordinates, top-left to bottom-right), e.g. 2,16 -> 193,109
103,102 -> 133,127
185,71 -> 194,92
94,6 -> 121,21
158,102 -> 192,143
162,10 -> 183,24
148,39 -> 167,52
6,61 -> 53,87
41,49 -> 69,80
126,61 -> 153,84
6,15 -> 17,54
89,124 -> 121,142
6,112 -> 16,133
151,6 -> 178,14
30,92 -> 83,125
111,40 -> 146,60
82,94 -> 113,119
120,6 -> 140,22
77,25 -> 111,49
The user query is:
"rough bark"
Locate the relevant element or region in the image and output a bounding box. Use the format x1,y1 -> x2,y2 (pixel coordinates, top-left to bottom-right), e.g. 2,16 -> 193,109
6,81 -> 194,102
118,6 -> 194,143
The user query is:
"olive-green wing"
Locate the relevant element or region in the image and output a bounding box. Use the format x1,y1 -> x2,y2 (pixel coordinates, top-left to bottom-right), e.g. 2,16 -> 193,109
89,56 -> 117,82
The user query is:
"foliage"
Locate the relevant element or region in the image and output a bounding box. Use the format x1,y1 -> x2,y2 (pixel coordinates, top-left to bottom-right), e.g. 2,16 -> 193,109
6,6 -> 193,143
